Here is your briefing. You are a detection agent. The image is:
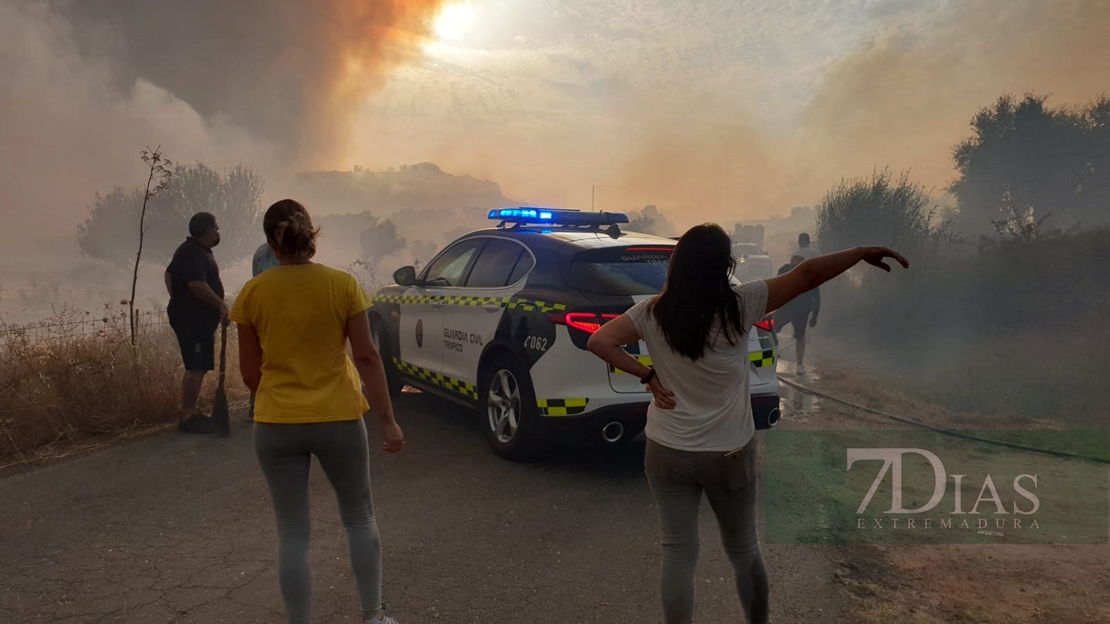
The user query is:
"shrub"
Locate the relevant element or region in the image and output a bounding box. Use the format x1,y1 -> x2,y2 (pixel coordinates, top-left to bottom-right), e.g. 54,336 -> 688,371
0,306 -> 244,463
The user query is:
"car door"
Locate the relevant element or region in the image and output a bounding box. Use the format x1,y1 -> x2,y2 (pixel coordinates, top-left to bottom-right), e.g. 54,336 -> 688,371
440,237 -> 535,394
397,238 -> 483,381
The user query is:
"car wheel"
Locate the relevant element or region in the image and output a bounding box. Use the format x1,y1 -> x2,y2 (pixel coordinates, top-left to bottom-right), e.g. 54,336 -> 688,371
480,353 -> 542,461
369,315 -> 404,398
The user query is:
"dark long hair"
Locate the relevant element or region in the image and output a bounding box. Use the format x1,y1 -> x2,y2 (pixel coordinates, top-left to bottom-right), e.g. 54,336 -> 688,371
650,224 -> 744,361
264,199 -> 319,260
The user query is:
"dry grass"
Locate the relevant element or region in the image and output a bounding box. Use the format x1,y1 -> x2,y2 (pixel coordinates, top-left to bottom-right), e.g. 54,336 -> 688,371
0,306 -> 247,465
814,326 -> 1110,429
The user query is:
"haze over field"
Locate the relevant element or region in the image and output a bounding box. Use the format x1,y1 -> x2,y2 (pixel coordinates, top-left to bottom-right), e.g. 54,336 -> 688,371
2,0 -> 1109,270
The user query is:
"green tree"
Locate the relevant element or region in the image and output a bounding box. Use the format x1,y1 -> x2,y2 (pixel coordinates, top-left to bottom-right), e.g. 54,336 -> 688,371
815,169 -> 941,258
77,162 -> 265,267
627,205 -> 674,236
950,93 -> 1110,234
359,219 -> 406,268
628,212 -> 655,234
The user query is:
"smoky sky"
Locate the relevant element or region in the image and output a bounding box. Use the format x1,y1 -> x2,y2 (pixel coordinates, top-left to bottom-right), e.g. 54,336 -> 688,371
59,0 -> 445,168
3,0 -> 1110,256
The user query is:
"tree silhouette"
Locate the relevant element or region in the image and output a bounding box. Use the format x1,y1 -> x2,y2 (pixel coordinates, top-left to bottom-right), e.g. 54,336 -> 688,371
77,162 -> 265,268
130,147 -> 173,346
816,169 -> 942,261
359,219 -> 406,269
950,93 -> 1110,234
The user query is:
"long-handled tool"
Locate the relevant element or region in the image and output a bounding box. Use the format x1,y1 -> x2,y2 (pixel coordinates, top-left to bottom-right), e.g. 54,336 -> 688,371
212,323 -> 230,437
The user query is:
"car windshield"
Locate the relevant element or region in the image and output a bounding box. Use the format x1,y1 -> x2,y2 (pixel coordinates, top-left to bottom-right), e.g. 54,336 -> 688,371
733,243 -> 761,256
565,246 -> 673,296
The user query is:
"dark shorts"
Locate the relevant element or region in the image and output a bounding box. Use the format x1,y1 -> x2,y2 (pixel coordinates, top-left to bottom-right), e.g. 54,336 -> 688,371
169,315 -> 217,372
774,308 -> 811,339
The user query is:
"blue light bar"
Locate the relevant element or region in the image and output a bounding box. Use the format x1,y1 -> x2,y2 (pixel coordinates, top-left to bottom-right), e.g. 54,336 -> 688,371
488,207 -> 630,227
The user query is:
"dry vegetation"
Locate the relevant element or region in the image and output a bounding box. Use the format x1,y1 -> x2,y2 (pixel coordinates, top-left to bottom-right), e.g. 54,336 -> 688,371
0,305 -> 247,466
819,227 -> 1110,426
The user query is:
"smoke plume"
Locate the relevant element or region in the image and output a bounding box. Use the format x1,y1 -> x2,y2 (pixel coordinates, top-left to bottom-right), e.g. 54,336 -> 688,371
800,0 -> 1110,200
392,0 -> 1110,225
63,0 -> 447,167
0,0 -> 445,258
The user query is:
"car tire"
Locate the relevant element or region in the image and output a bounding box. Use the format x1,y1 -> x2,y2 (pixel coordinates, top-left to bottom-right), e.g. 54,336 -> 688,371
480,353 -> 543,461
369,315 -> 404,398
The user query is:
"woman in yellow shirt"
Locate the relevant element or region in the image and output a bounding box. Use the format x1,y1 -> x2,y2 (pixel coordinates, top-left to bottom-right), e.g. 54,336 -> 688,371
230,199 -> 404,624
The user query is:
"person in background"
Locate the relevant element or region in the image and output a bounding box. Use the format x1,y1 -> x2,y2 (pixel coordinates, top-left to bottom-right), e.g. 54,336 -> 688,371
231,199 -> 405,624
587,224 -> 907,624
793,232 -> 819,261
774,254 -> 821,375
247,242 -> 281,422
165,212 -> 228,435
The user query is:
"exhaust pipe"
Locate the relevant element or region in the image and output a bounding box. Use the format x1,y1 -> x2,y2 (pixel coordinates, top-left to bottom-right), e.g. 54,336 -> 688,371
601,421 -> 625,443
766,407 -> 781,429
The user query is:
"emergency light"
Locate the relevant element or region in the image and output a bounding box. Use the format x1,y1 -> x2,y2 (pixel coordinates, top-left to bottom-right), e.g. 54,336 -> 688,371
488,207 -> 630,228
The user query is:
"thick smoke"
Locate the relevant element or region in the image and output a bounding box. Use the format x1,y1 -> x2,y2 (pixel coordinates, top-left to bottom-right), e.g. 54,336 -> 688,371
382,0 -> 1110,226
800,0 -> 1110,201
0,0 -> 444,260
606,0 -> 1110,224
4,0 -> 1110,255
61,0 -> 447,167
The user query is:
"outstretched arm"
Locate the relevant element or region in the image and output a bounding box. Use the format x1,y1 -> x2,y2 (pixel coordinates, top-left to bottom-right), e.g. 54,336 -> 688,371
765,246 -> 908,314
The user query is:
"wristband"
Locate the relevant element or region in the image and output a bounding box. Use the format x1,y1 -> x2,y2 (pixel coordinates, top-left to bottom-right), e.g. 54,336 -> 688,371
640,367 -> 657,385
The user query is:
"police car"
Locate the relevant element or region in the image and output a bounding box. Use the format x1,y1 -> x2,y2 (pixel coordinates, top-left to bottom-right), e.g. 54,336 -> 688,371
368,208 -> 781,460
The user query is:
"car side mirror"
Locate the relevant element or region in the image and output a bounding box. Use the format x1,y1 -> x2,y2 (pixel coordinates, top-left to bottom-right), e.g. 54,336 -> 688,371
393,266 -> 417,287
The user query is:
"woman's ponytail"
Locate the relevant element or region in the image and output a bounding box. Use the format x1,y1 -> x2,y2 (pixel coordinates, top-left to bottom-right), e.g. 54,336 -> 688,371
264,199 -> 319,260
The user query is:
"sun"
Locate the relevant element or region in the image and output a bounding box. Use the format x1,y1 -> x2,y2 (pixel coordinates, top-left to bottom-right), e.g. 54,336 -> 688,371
433,3 -> 477,41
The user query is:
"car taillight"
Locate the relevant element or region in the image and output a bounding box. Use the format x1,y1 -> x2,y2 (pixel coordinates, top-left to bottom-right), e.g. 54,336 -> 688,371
549,312 -> 620,334
754,318 -> 774,332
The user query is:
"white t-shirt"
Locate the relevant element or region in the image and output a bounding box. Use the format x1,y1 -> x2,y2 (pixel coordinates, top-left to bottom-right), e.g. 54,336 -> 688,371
626,280 -> 769,453
793,246 -> 819,260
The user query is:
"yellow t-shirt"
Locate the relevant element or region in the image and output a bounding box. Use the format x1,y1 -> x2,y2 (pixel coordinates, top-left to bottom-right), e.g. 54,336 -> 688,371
229,263 -> 372,424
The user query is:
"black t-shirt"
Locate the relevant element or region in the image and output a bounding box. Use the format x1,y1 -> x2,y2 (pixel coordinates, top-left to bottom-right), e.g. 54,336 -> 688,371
777,262 -> 820,315
166,238 -> 224,325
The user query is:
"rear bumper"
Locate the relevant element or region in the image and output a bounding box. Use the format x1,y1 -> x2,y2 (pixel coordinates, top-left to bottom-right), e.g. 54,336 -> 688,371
751,394 -> 782,430
539,394 -> 783,443
540,402 -> 649,443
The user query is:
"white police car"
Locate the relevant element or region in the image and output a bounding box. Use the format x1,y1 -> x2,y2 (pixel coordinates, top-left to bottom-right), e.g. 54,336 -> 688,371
369,208 -> 781,460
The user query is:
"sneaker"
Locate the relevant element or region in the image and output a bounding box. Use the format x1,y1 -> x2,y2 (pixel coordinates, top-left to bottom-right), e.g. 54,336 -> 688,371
178,415 -> 216,435
363,618 -> 399,624
796,365 -> 807,376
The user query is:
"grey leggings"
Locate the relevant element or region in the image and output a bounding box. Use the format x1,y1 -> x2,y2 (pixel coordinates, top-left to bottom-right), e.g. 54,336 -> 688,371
254,419 -> 383,624
645,437 -> 769,624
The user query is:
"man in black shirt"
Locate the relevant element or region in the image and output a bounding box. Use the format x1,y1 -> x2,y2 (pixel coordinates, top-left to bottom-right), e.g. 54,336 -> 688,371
165,212 -> 228,434
773,254 -> 821,375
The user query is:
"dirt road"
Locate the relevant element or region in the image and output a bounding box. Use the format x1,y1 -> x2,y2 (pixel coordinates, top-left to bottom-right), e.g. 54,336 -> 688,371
0,392 -> 853,623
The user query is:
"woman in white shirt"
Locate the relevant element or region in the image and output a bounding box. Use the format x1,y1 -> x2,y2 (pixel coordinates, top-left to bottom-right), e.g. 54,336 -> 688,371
588,224 -> 907,624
